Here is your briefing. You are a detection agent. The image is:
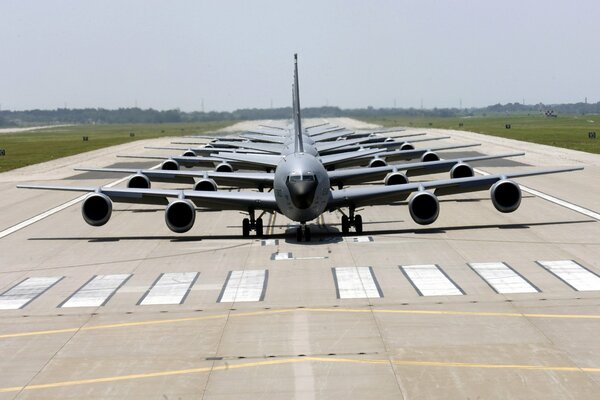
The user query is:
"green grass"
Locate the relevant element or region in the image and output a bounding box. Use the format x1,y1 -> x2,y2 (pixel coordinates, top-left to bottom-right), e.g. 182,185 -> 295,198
0,122 -> 232,173
358,114 -> 600,154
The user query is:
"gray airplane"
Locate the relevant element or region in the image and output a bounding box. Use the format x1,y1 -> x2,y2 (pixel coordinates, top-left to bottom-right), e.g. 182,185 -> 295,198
18,55 -> 582,241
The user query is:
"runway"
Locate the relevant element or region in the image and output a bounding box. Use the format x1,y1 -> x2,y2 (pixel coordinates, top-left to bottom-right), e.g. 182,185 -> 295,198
0,120 -> 599,399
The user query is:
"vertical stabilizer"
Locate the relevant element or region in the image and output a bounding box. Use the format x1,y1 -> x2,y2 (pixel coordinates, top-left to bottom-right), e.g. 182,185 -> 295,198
293,54 -> 304,153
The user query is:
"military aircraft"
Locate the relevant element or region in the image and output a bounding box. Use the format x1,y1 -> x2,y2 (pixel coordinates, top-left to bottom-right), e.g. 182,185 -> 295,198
18,54 -> 582,241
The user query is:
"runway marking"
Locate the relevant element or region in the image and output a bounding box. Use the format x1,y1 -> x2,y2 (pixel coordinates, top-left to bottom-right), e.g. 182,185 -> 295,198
0,276 -> 64,310
400,264 -> 464,296
138,272 -> 199,305
60,274 -> 131,308
333,267 -> 383,299
0,163 -> 163,240
537,260 -> 600,291
261,239 -> 279,246
216,270 -> 268,302
271,252 -> 293,260
343,236 -> 374,243
1,307 -> 599,341
469,262 -> 539,294
474,167 -> 600,221
1,356 -> 599,393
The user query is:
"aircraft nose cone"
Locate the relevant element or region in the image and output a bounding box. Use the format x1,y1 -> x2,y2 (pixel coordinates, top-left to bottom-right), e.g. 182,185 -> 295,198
286,180 -> 318,209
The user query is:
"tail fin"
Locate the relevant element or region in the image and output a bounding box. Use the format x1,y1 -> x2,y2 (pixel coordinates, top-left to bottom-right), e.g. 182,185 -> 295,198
292,53 -> 304,153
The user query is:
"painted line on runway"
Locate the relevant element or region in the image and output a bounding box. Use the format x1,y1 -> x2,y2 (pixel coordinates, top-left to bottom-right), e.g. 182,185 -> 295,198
0,163 -> 162,239
0,276 -> 64,310
2,307 -> 600,340
537,260 -> 600,291
333,267 -> 383,299
59,274 -> 131,308
473,167 -> 600,220
1,356 -> 599,393
400,264 -> 464,296
216,270 -> 268,302
469,262 -> 539,294
138,272 -> 199,305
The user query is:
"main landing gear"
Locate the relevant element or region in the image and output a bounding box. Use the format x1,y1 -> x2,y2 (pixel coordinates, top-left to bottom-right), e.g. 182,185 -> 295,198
340,207 -> 363,234
242,210 -> 264,237
296,222 -> 311,242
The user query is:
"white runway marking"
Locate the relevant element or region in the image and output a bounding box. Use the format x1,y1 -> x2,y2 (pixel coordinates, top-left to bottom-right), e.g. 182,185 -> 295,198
217,270 -> 268,302
470,262 -> 538,294
0,164 -> 162,239
272,252 -> 293,261
343,236 -> 374,243
138,272 -> 199,305
401,264 -> 464,296
474,168 -> 600,221
0,276 -> 63,310
537,260 -> 600,291
261,239 -> 279,246
60,274 -> 131,308
333,267 -> 383,299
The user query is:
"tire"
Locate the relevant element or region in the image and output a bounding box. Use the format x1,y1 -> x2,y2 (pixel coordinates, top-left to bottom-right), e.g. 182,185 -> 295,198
242,218 -> 250,237
354,214 -> 363,234
256,217 -> 264,237
296,227 -> 303,242
304,226 -> 311,242
341,215 -> 349,234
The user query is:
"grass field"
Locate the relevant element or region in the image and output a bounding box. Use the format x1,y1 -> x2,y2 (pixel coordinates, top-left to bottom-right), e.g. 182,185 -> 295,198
0,122 -> 232,173
358,114 -> 600,154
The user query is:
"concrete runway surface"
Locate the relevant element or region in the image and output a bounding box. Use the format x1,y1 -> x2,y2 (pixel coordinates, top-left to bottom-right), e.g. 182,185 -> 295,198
0,119 -> 598,399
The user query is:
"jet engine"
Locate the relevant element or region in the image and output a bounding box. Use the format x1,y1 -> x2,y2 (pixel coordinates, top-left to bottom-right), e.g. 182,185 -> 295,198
384,172 -> 409,185
182,150 -> 196,157
215,162 -> 234,173
194,178 -> 218,191
165,199 -> 196,233
400,143 -> 415,151
127,174 -> 151,189
408,191 -> 439,225
421,151 -> 440,162
450,162 -> 474,179
384,137 -> 395,143
161,159 -> 180,170
368,157 -> 387,168
490,180 -> 521,213
82,193 -> 112,227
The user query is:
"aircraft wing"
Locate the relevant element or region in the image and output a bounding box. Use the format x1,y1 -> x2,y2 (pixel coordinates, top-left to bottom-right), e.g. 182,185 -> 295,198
209,141 -> 283,154
318,148 -> 384,168
214,153 -> 284,168
327,167 -> 582,209
17,185 -> 279,211
240,134 -> 288,143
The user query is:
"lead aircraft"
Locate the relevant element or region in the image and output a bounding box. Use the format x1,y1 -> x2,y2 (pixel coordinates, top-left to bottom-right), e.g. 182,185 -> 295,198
19,55 -> 582,241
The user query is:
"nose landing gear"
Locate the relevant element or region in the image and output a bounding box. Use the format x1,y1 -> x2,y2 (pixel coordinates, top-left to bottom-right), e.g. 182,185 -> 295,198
340,207 -> 363,234
242,209 -> 264,237
296,223 -> 311,242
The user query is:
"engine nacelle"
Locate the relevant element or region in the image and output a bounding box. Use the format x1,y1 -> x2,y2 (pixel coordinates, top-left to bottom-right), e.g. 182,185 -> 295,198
127,174 -> 151,189
450,162 -> 474,179
384,172 -> 409,186
161,159 -> 180,170
194,178 -> 218,191
421,151 -> 440,162
215,162 -> 234,173
490,179 -> 521,213
408,191 -> 439,225
82,193 -> 112,227
165,199 -> 196,233
400,143 -> 415,151
368,157 -> 387,168
384,137 -> 395,143
182,150 -> 196,157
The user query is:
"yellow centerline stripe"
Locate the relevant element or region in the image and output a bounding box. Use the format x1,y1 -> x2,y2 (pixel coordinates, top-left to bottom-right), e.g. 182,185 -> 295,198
1,356 -> 599,393
0,307 -> 598,340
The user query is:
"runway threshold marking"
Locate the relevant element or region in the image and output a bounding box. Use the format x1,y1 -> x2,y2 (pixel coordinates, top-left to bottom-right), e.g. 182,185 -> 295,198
2,307 -> 599,340
400,264 -> 464,296
469,262 -> 539,294
217,270 -> 268,303
59,274 -> 131,308
138,272 -> 199,305
0,163 -> 162,239
1,356 -> 599,393
0,277 -> 64,310
333,267 -> 383,299
473,167 -> 600,221
537,260 -> 600,291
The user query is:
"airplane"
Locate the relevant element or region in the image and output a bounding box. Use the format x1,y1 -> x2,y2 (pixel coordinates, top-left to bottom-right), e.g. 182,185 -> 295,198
18,54 -> 582,241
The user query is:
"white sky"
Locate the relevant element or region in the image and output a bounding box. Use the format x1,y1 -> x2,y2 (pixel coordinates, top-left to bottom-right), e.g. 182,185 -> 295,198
1,0 -> 598,111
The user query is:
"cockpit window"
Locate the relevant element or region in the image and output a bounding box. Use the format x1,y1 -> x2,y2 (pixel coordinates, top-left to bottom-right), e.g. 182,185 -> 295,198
288,174 -> 316,183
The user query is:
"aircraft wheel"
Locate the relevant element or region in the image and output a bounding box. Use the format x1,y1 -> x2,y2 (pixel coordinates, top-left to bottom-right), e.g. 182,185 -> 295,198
341,215 -> 350,234
354,214 -> 363,234
242,218 -> 250,237
256,217 -> 264,237
296,227 -> 303,242
304,226 -> 311,242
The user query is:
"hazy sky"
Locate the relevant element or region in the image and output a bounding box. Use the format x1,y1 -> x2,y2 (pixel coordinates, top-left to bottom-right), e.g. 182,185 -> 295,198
1,0 -> 599,111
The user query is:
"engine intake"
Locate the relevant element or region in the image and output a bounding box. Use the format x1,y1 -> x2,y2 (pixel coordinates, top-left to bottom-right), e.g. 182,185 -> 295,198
450,162 -> 474,179
127,174 -> 151,189
384,172 -> 409,186
408,191 -> 439,225
400,143 -> 415,151
215,162 -> 234,173
161,159 -> 180,170
368,158 -> 387,168
82,193 -> 112,227
490,180 -> 521,213
421,151 -> 440,162
194,178 -> 218,191
182,150 -> 196,157
165,200 -> 196,233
